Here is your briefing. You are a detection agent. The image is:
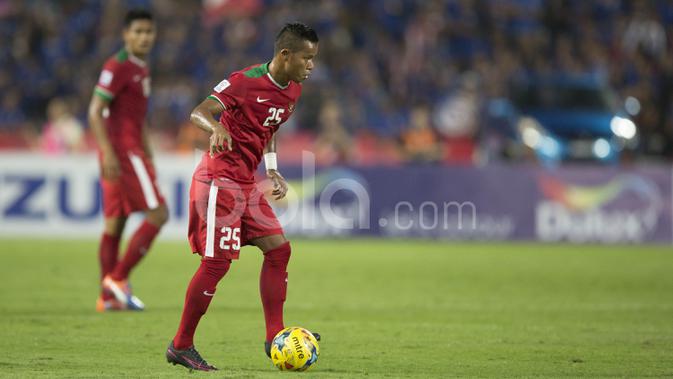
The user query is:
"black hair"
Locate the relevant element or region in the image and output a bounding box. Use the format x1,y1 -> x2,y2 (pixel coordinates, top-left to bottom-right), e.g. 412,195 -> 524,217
124,9 -> 153,27
274,22 -> 319,54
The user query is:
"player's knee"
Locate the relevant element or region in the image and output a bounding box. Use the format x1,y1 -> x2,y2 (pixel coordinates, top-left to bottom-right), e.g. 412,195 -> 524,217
147,205 -> 169,226
201,258 -> 231,281
254,234 -> 288,253
104,217 -> 126,237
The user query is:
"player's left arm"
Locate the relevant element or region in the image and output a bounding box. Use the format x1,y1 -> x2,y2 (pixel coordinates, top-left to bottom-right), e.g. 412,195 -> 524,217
264,133 -> 288,200
142,122 -> 153,162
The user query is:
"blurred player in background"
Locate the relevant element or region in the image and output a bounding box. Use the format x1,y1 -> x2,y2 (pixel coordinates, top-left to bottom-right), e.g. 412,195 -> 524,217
88,9 -> 168,312
165,23 -> 319,371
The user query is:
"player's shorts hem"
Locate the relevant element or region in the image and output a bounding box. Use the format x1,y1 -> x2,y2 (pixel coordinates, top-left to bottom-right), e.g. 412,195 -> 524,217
103,208 -> 132,218
193,250 -> 239,261
193,251 -> 231,263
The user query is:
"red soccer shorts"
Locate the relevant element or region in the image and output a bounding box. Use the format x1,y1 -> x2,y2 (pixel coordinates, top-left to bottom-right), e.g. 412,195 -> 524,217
187,177 -> 283,260
100,151 -> 166,217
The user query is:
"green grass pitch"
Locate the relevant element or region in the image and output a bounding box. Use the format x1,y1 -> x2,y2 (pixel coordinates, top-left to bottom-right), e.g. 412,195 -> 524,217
1,238 -> 672,378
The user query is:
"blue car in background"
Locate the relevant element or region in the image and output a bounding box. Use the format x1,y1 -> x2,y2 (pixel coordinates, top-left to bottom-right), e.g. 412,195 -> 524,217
484,74 -> 638,165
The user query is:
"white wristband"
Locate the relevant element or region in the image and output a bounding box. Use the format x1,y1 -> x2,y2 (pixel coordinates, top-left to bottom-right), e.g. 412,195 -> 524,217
264,152 -> 278,171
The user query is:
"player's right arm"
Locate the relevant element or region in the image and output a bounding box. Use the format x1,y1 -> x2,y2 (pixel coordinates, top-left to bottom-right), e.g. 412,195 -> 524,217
88,93 -> 120,179
89,60 -> 130,180
264,134 -> 288,200
194,74 -> 248,156
190,98 -> 232,156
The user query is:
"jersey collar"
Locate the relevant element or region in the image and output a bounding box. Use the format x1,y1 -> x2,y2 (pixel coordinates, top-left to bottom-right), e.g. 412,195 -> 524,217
264,62 -> 289,90
128,53 -> 147,68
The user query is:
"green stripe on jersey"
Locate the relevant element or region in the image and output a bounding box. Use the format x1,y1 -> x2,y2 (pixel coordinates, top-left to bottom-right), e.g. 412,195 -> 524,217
243,62 -> 269,78
207,95 -> 226,110
115,48 -> 128,62
94,86 -> 114,101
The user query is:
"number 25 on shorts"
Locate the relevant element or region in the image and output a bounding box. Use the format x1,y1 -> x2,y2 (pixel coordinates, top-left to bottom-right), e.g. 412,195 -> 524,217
219,226 -> 241,250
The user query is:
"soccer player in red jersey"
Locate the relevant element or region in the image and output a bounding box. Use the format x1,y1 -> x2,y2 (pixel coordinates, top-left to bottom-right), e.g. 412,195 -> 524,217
165,23 -> 319,371
88,9 -> 168,312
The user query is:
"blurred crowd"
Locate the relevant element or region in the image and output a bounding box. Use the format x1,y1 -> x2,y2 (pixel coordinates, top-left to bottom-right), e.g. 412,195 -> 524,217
1,0 -> 673,165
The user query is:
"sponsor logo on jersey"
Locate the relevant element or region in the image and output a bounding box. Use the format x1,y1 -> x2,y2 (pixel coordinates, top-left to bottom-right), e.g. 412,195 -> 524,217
214,79 -> 230,93
99,70 -> 113,86
257,96 -> 270,103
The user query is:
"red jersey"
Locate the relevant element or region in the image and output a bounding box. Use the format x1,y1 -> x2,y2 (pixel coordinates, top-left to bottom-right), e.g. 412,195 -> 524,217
94,48 -> 151,153
194,62 -> 302,185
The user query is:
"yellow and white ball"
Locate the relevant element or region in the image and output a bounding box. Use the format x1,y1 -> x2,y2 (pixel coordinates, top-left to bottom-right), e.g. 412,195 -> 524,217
270,327 -> 320,371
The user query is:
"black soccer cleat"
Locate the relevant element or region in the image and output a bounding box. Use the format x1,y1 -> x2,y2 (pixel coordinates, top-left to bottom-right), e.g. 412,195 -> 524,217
265,341 -> 272,358
265,331 -> 321,358
166,341 -> 217,372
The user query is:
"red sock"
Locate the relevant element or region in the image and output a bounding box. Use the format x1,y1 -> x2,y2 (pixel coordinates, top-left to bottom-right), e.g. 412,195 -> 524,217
110,221 -> 160,281
99,233 -> 120,300
260,242 -> 291,342
173,259 -> 230,349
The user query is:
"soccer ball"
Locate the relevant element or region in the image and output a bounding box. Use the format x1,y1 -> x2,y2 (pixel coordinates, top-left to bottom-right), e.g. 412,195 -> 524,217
269,327 -> 320,371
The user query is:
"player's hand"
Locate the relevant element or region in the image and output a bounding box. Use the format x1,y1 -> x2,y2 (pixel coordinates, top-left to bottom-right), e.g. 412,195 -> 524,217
210,124 -> 232,157
267,169 -> 288,200
101,149 -> 121,180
